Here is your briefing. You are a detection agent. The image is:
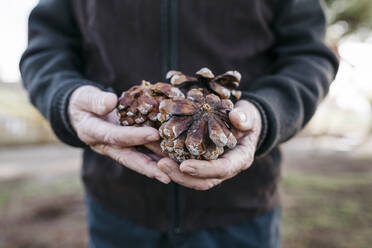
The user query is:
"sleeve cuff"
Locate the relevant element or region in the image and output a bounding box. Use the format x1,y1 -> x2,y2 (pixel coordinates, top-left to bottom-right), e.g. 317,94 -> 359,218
50,79 -> 111,147
241,92 -> 278,157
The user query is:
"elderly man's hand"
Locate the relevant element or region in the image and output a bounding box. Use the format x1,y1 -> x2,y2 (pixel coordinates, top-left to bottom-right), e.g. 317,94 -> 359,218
68,85 -> 170,184
157,100 -> 262,190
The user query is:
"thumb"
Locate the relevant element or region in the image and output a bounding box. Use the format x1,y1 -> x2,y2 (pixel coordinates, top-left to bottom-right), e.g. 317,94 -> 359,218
229,100 -> 260,132
71,86 -> 118,116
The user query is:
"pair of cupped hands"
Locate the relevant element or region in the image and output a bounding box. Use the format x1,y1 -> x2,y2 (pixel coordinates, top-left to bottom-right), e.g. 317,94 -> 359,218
69,86 -> 262,190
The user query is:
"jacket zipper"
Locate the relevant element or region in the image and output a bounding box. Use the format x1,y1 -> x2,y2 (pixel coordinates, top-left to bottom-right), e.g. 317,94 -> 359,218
161,0 -> 183,234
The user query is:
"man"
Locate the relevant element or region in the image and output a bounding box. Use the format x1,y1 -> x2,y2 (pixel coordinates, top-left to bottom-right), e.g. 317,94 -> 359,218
20,0 -> 338,247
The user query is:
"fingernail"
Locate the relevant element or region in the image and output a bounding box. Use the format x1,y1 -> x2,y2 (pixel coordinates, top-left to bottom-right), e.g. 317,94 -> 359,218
156,176 -> 170,184
147,133 -> 159,142
182,166 -> 197,175
160,164 -> 173,175
238,112 -> 246,122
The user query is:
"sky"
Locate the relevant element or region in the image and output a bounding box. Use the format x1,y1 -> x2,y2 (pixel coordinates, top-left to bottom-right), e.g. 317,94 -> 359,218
0,0 -> 38,82
338,40 -> 372,97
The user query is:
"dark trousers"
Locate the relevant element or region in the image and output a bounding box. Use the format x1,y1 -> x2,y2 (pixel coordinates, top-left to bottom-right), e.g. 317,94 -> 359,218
86,196 -> 281,248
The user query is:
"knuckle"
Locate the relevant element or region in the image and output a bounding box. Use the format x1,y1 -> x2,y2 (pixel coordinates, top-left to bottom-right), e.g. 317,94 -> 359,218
97,144 -> 109,154
103,132 -> 114,144
96,145 -> 105,153
93,124 -> 108,142
144,171 -> 155,179
90,144 -> 105,155
118,131 -> 137,146
123,136 -> 136,146
116,155 -> 127,166
116,158 -> 124,165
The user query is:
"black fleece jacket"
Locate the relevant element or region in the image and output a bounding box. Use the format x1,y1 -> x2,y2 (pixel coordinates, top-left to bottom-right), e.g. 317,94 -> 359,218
20,0 -> 338,157
20,0 -> 339,231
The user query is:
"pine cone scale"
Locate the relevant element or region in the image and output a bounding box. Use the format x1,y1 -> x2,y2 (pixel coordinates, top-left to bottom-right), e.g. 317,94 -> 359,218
159,99 -> 197,116
167,68 -> 242,100
185,118 -> 208,156
118,80 -> 183,128
159,116 -> 193,140
158,89 -> 237,162
208,117 -> 228,147
117,68 -> 242,163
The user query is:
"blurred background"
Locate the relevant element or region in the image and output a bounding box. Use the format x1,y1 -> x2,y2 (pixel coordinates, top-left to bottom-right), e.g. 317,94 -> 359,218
1,0 -> 372,247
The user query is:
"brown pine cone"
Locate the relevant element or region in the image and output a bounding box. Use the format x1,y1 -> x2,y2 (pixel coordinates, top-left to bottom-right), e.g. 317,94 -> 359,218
117,80 -> 184,128
166,68 -> 242,100
159,89 -> 237,163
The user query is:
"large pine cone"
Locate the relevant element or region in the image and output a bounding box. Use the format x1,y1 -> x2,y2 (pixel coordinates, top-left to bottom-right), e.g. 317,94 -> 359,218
166,68 -> 242,100
118,80 -> 184,128
159,89 -> 237,163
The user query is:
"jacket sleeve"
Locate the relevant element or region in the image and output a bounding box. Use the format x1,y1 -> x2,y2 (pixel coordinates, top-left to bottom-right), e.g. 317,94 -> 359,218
242,0 -> 339,156
20,0 -> 105,147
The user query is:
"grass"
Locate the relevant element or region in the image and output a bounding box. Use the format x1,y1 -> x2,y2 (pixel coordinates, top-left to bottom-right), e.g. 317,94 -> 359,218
282,170 -> 372,248
0,162 -> 371,247
0,174 -> 83,215
0,174 -> 86,248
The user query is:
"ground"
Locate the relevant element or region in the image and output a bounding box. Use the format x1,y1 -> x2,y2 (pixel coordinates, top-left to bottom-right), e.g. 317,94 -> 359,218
0,138 -> 371,248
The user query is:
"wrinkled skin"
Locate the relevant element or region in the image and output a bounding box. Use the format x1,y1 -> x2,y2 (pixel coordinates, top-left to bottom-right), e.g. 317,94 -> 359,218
68,85 -> 170,184
157,100 -> 262,190
68,85 -> 261,190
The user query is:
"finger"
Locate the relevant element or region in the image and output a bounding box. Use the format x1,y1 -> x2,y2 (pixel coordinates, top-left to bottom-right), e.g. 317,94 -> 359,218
77,114 -> 160,146
71,86 -> 118,116
144,142 -> 165,157
229,100 -> 260,132
179,134 -> 255,178
91,145 -> 171,184
146,153 -> 163,162
104,109 -> 120,125
158,158 -> 223,191
135,145 -> 163,161
179,158 -> 232,179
